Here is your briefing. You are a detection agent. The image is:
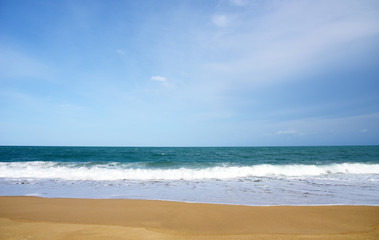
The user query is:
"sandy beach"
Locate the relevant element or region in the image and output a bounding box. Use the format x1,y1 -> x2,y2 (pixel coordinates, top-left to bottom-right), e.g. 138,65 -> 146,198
0,197 -> 378,239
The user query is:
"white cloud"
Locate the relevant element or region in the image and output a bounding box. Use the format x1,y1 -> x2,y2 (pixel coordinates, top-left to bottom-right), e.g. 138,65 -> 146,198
212,15 -> 229,27
361,129 -> 368,133
151,76 -> 167,82
276,129 -> 298,135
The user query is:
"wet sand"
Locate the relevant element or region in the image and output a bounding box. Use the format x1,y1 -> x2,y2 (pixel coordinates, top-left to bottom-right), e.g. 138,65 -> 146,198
0,196 -> 378,239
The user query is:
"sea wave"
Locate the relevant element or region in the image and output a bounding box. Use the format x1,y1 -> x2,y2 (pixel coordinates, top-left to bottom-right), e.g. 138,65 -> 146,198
0,162 -> 378,181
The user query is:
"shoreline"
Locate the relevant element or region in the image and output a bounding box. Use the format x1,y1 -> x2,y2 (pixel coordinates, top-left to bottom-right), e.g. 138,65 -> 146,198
1,196 -> 378,239
3,195 -> 379,207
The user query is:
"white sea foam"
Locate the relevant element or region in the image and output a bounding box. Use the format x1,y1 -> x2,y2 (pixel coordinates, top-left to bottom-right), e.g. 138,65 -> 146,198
0,162 -> 378,181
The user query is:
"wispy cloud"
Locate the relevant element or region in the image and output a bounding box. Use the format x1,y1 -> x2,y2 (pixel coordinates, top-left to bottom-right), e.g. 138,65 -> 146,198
1,0 -> 378,146
276,129 -> 298,136
151,76 -> 167,82
212,15 -> 229,27
0,46 -> 51,80
203,0 -> 379,87
116,49 -> 125,55
229,0 -> 246,7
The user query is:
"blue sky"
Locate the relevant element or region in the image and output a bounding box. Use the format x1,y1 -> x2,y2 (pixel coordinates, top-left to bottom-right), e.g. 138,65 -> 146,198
1,0 -> 379,146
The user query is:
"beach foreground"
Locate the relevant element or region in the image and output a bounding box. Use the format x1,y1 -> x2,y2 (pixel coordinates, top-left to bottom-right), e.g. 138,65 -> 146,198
0,197 -> 378,240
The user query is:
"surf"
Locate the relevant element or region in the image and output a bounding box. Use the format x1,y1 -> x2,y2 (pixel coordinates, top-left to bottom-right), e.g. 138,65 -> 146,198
1,162 -> 378,181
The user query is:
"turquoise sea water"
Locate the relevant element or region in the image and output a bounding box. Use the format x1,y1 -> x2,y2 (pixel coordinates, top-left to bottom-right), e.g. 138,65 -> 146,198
1,146 -> 378,205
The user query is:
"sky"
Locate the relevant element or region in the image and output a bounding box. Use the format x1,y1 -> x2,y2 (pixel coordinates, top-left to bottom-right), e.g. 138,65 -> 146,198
1,0 -> 379,146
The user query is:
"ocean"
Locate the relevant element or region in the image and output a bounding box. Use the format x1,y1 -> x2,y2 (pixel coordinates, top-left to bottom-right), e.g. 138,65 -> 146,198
0,146 -> 378,206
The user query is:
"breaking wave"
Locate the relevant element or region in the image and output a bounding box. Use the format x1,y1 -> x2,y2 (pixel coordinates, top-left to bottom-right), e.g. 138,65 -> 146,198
1,162 -> 378,181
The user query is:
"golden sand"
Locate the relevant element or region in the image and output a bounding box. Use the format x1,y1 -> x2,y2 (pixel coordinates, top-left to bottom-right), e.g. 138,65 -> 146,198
0,196 -> 378,239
